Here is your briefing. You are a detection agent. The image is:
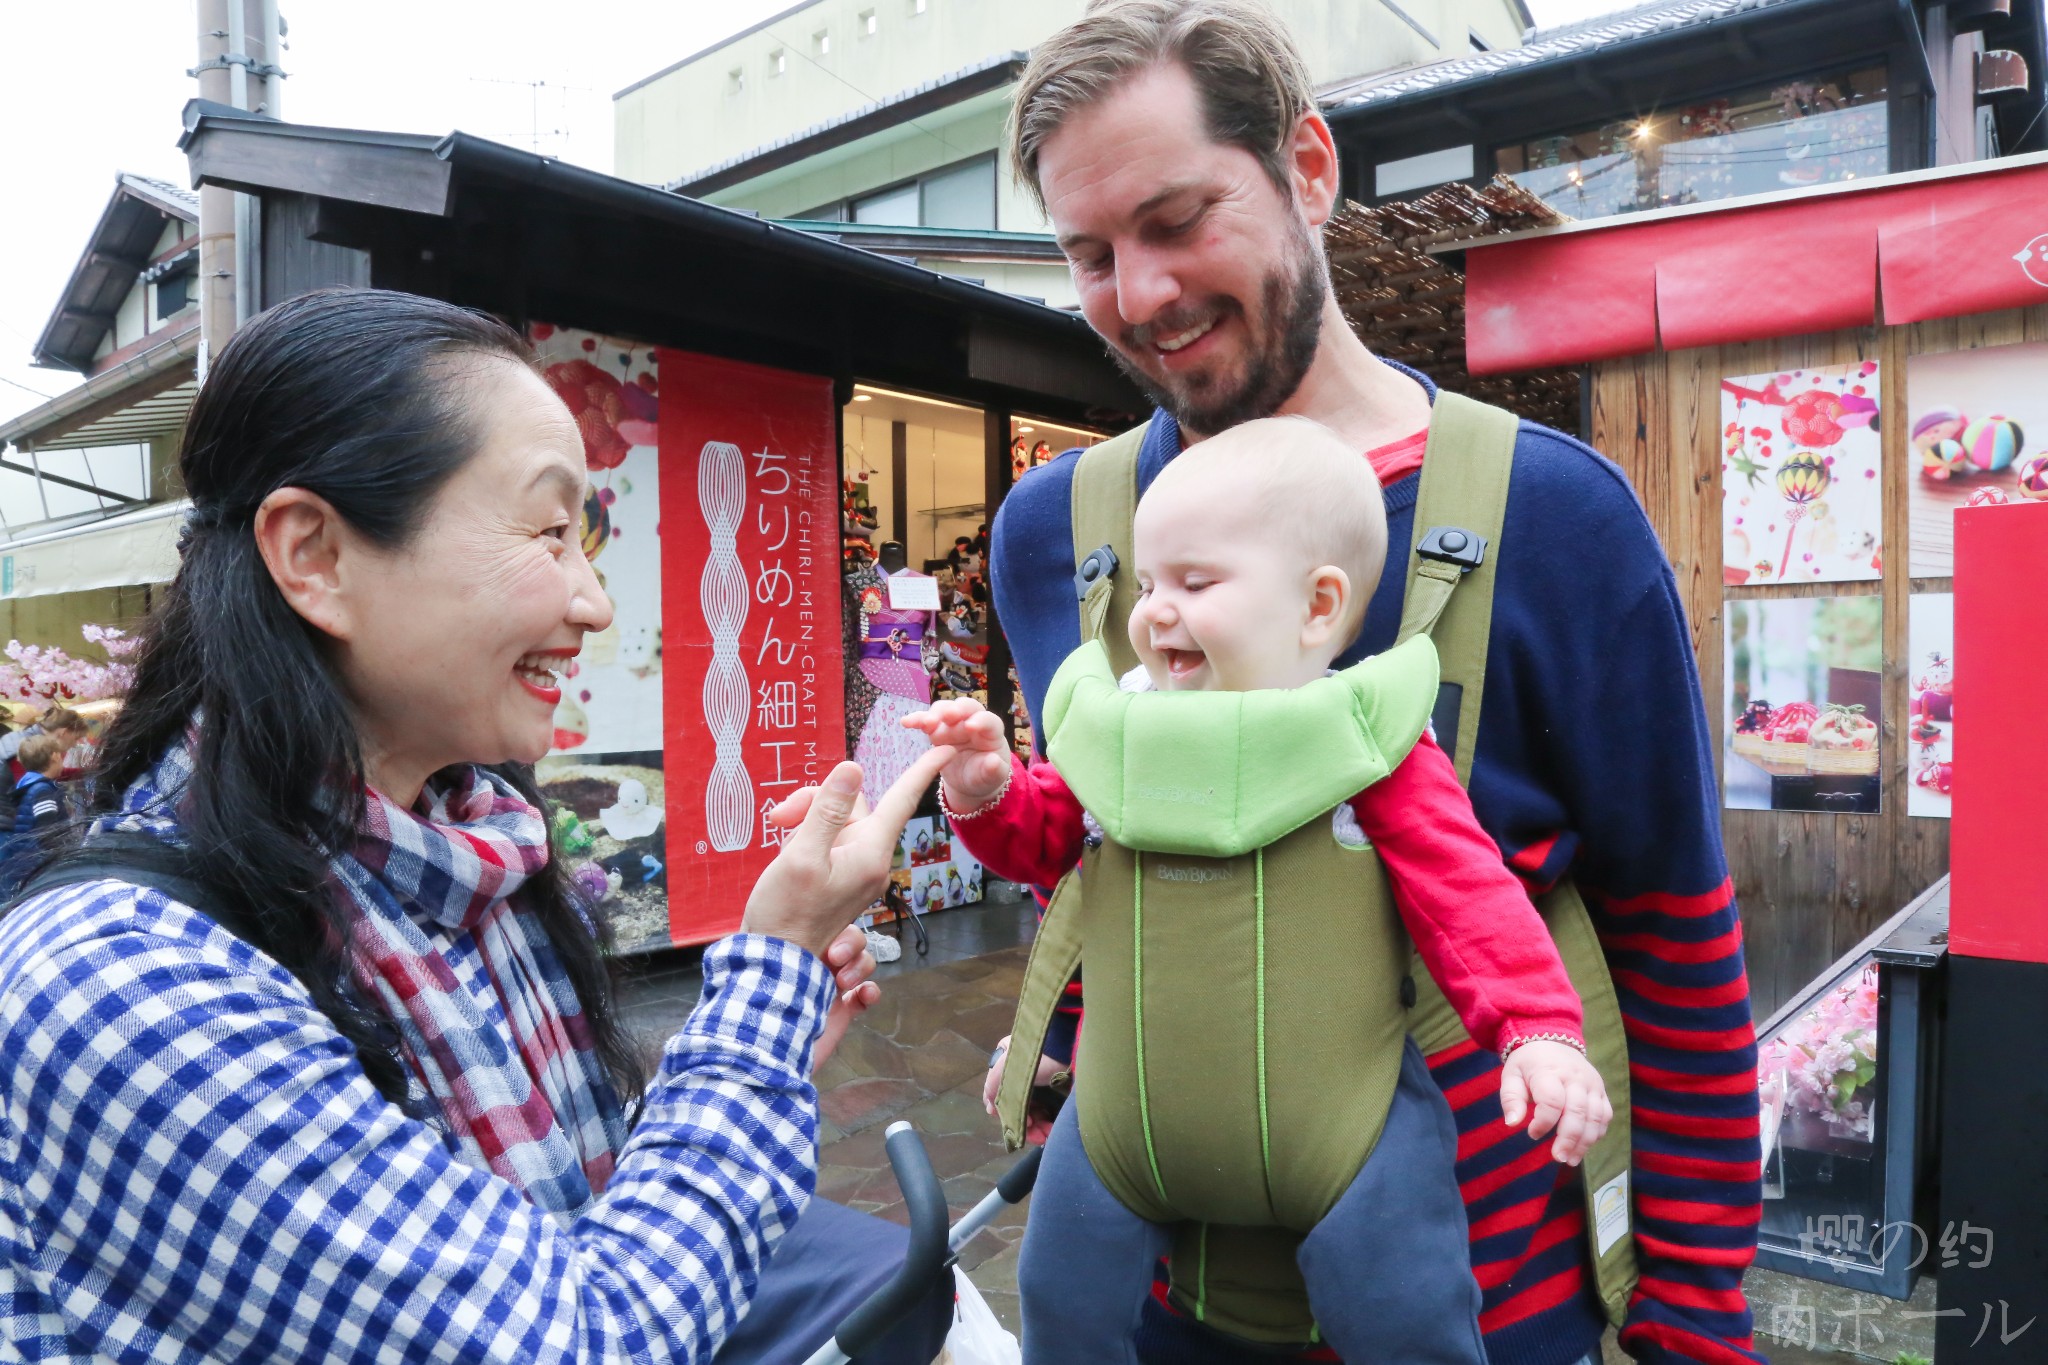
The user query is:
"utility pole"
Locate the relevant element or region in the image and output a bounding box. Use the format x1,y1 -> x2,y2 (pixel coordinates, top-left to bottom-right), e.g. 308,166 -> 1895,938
193,0 -> 285,374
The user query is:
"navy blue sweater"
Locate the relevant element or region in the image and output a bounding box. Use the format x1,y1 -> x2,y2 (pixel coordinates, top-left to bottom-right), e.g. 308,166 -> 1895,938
990,383 -> 1763,1365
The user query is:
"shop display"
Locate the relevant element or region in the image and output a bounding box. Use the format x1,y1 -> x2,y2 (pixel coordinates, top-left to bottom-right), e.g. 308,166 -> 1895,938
1725,597 -> 1882,813
1754,882 -> 1946,1298
848,547 -> 939,813
1721,363 -> 1882,586
1907,341 -> 2048,575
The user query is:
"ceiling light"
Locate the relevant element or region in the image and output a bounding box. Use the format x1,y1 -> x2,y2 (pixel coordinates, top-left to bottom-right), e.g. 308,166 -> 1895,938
1018,425 -> 1035,433
852,393 -> 872,401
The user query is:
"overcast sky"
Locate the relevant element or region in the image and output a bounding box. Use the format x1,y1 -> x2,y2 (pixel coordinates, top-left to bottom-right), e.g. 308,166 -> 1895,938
0,0 -> 1635,465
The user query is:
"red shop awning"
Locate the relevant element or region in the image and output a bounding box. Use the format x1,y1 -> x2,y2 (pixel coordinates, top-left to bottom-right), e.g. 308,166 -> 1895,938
1462,152 -> 2048,375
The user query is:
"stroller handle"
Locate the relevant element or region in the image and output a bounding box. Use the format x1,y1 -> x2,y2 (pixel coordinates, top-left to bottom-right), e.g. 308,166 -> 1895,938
947,1143 -> 1044,1256
823,1121 -> 950,1360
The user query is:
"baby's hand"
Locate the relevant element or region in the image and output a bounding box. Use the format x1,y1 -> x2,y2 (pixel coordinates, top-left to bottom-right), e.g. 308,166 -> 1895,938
1499,1039 -> 1612,1167
902,697 -> 1011,810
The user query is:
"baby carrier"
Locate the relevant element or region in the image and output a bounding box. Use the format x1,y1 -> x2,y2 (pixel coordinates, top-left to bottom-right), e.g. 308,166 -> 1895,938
997,392 -> 1639,1345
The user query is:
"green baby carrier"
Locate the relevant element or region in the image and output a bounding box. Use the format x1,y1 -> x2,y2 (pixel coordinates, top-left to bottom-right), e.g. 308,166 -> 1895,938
997,392 -> 1640,1345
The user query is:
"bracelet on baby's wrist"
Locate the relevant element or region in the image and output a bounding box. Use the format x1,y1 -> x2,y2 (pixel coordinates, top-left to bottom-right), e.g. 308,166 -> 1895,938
1499,1031 -> 1587,1060
939,761 -> 1013,822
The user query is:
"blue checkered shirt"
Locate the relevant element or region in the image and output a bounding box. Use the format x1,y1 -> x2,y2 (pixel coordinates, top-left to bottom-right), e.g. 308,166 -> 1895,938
0,878 -> 835,1363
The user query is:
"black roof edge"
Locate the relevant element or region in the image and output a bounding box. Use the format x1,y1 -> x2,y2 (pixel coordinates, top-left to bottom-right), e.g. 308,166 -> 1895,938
180,98 -> 434,156
429,130 -> 1095,341
1325,0 -> 1899,129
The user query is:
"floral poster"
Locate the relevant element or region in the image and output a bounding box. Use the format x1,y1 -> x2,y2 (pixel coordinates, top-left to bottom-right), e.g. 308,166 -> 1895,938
1724,596 -> 1883,814
1906,341 -> 2048,578
1721,362 -> 1882,586
530,324 -> 671,953
1906,593 -> 1955,819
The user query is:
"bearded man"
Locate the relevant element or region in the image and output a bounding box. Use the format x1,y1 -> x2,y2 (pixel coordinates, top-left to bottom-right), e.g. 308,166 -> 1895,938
982,4 -> 1764,1363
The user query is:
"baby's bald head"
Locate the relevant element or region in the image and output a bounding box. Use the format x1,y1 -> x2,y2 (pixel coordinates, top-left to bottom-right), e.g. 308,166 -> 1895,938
1140,416 -> 1389,651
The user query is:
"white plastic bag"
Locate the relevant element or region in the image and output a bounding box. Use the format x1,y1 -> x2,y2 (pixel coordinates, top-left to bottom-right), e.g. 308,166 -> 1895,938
937,1266 -> 1021,1365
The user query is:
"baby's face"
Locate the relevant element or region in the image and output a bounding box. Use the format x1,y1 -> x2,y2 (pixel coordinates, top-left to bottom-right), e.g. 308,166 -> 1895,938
1127,483 -> 1327,693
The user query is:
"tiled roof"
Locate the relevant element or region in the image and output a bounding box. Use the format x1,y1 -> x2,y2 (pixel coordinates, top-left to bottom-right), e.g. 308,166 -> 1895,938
120,172 -> 200,219
1323,0 -> 1807,111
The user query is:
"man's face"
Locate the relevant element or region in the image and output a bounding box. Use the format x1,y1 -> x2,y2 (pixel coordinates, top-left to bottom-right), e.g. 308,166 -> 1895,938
1038,63 -> 1329,437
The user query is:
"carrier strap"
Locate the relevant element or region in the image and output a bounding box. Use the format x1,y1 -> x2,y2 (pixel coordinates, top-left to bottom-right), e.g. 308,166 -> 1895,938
1069,423 -> 1148,678
1395,390 -> 1518,783
997,872 -> 1086,1151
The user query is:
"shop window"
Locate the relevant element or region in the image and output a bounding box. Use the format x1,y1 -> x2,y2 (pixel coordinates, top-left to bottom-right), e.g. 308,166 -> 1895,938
1495,65 -> 1889,221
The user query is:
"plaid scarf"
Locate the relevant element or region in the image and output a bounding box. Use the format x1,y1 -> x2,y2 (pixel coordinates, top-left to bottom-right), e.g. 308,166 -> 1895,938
100,736 -> 631,1216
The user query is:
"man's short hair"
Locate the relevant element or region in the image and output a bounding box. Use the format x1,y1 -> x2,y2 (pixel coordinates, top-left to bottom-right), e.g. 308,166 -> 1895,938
19,732 -> 68,774
1008,0 -> 1316,211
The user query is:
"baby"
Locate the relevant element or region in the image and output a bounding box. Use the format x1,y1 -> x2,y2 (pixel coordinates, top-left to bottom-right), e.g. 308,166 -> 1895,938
907,417 -> 1610,1363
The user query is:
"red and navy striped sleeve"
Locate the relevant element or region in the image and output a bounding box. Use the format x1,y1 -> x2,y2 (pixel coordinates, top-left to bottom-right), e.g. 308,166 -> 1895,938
1456,430 -> 1761,1364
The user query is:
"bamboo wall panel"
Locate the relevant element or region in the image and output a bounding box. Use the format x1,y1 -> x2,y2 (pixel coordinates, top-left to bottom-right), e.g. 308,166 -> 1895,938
1587,306 -> 2048,1015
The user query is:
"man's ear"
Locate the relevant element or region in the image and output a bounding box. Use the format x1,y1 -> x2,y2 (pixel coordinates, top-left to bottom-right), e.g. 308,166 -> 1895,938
1301,564 -> 1352,649
1289,111 -> 1341,230
252,487 -> 355,641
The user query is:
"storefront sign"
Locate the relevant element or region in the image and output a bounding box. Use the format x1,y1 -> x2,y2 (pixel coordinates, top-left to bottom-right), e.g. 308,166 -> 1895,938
660,352 -> 846,944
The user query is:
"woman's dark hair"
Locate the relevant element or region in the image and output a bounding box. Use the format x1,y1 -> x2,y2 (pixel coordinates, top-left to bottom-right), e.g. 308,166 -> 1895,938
69,288 -> 646,1116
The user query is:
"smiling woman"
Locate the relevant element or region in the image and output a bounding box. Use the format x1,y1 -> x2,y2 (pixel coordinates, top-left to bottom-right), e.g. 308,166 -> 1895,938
0,287 -> 952,1364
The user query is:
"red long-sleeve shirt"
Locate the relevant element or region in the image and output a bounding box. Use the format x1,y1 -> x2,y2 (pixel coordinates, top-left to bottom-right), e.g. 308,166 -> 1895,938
951,730 -> 1584,1056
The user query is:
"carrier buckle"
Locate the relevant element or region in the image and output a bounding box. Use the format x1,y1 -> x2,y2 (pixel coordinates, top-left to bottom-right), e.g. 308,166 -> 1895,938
1418,526 -> 1486,574
1074,544 -> 1120,601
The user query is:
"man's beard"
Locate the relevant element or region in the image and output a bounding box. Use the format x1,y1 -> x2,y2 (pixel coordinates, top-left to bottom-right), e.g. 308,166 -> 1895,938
1106,221 -> 1329,438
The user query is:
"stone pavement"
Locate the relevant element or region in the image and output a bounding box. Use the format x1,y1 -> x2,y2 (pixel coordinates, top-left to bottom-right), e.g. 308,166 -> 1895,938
613,893 -> 1040,1333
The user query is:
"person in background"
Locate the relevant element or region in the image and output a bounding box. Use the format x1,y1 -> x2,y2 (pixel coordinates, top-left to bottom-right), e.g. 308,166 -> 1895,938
0,732 -> 74,894
0,705 -> 86,763
11,732 -> 71,834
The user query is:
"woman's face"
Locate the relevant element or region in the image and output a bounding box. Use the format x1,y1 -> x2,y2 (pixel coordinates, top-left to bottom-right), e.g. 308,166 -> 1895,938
338,360 -> 610,794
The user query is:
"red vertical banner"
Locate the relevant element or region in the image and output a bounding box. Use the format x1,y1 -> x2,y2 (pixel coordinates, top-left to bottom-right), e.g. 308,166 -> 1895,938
1951,500 -> 2048,964
659,352 -> 846,945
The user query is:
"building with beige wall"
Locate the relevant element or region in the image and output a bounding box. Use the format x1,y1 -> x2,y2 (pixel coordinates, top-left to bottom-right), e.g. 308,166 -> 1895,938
616,0 -> 1534,305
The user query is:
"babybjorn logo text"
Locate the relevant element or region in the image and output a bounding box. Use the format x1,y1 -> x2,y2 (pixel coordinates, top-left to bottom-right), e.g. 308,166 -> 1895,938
1154,863 -> 1234,883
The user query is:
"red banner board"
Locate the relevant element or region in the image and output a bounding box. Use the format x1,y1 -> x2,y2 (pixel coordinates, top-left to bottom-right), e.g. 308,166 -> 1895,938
1465,160 -> 2048,374
1951,500 -> 2048,965
658,352 -> 846,945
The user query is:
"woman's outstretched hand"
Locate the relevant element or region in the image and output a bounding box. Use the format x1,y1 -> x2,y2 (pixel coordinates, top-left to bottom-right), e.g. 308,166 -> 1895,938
742,747 -> 952,963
